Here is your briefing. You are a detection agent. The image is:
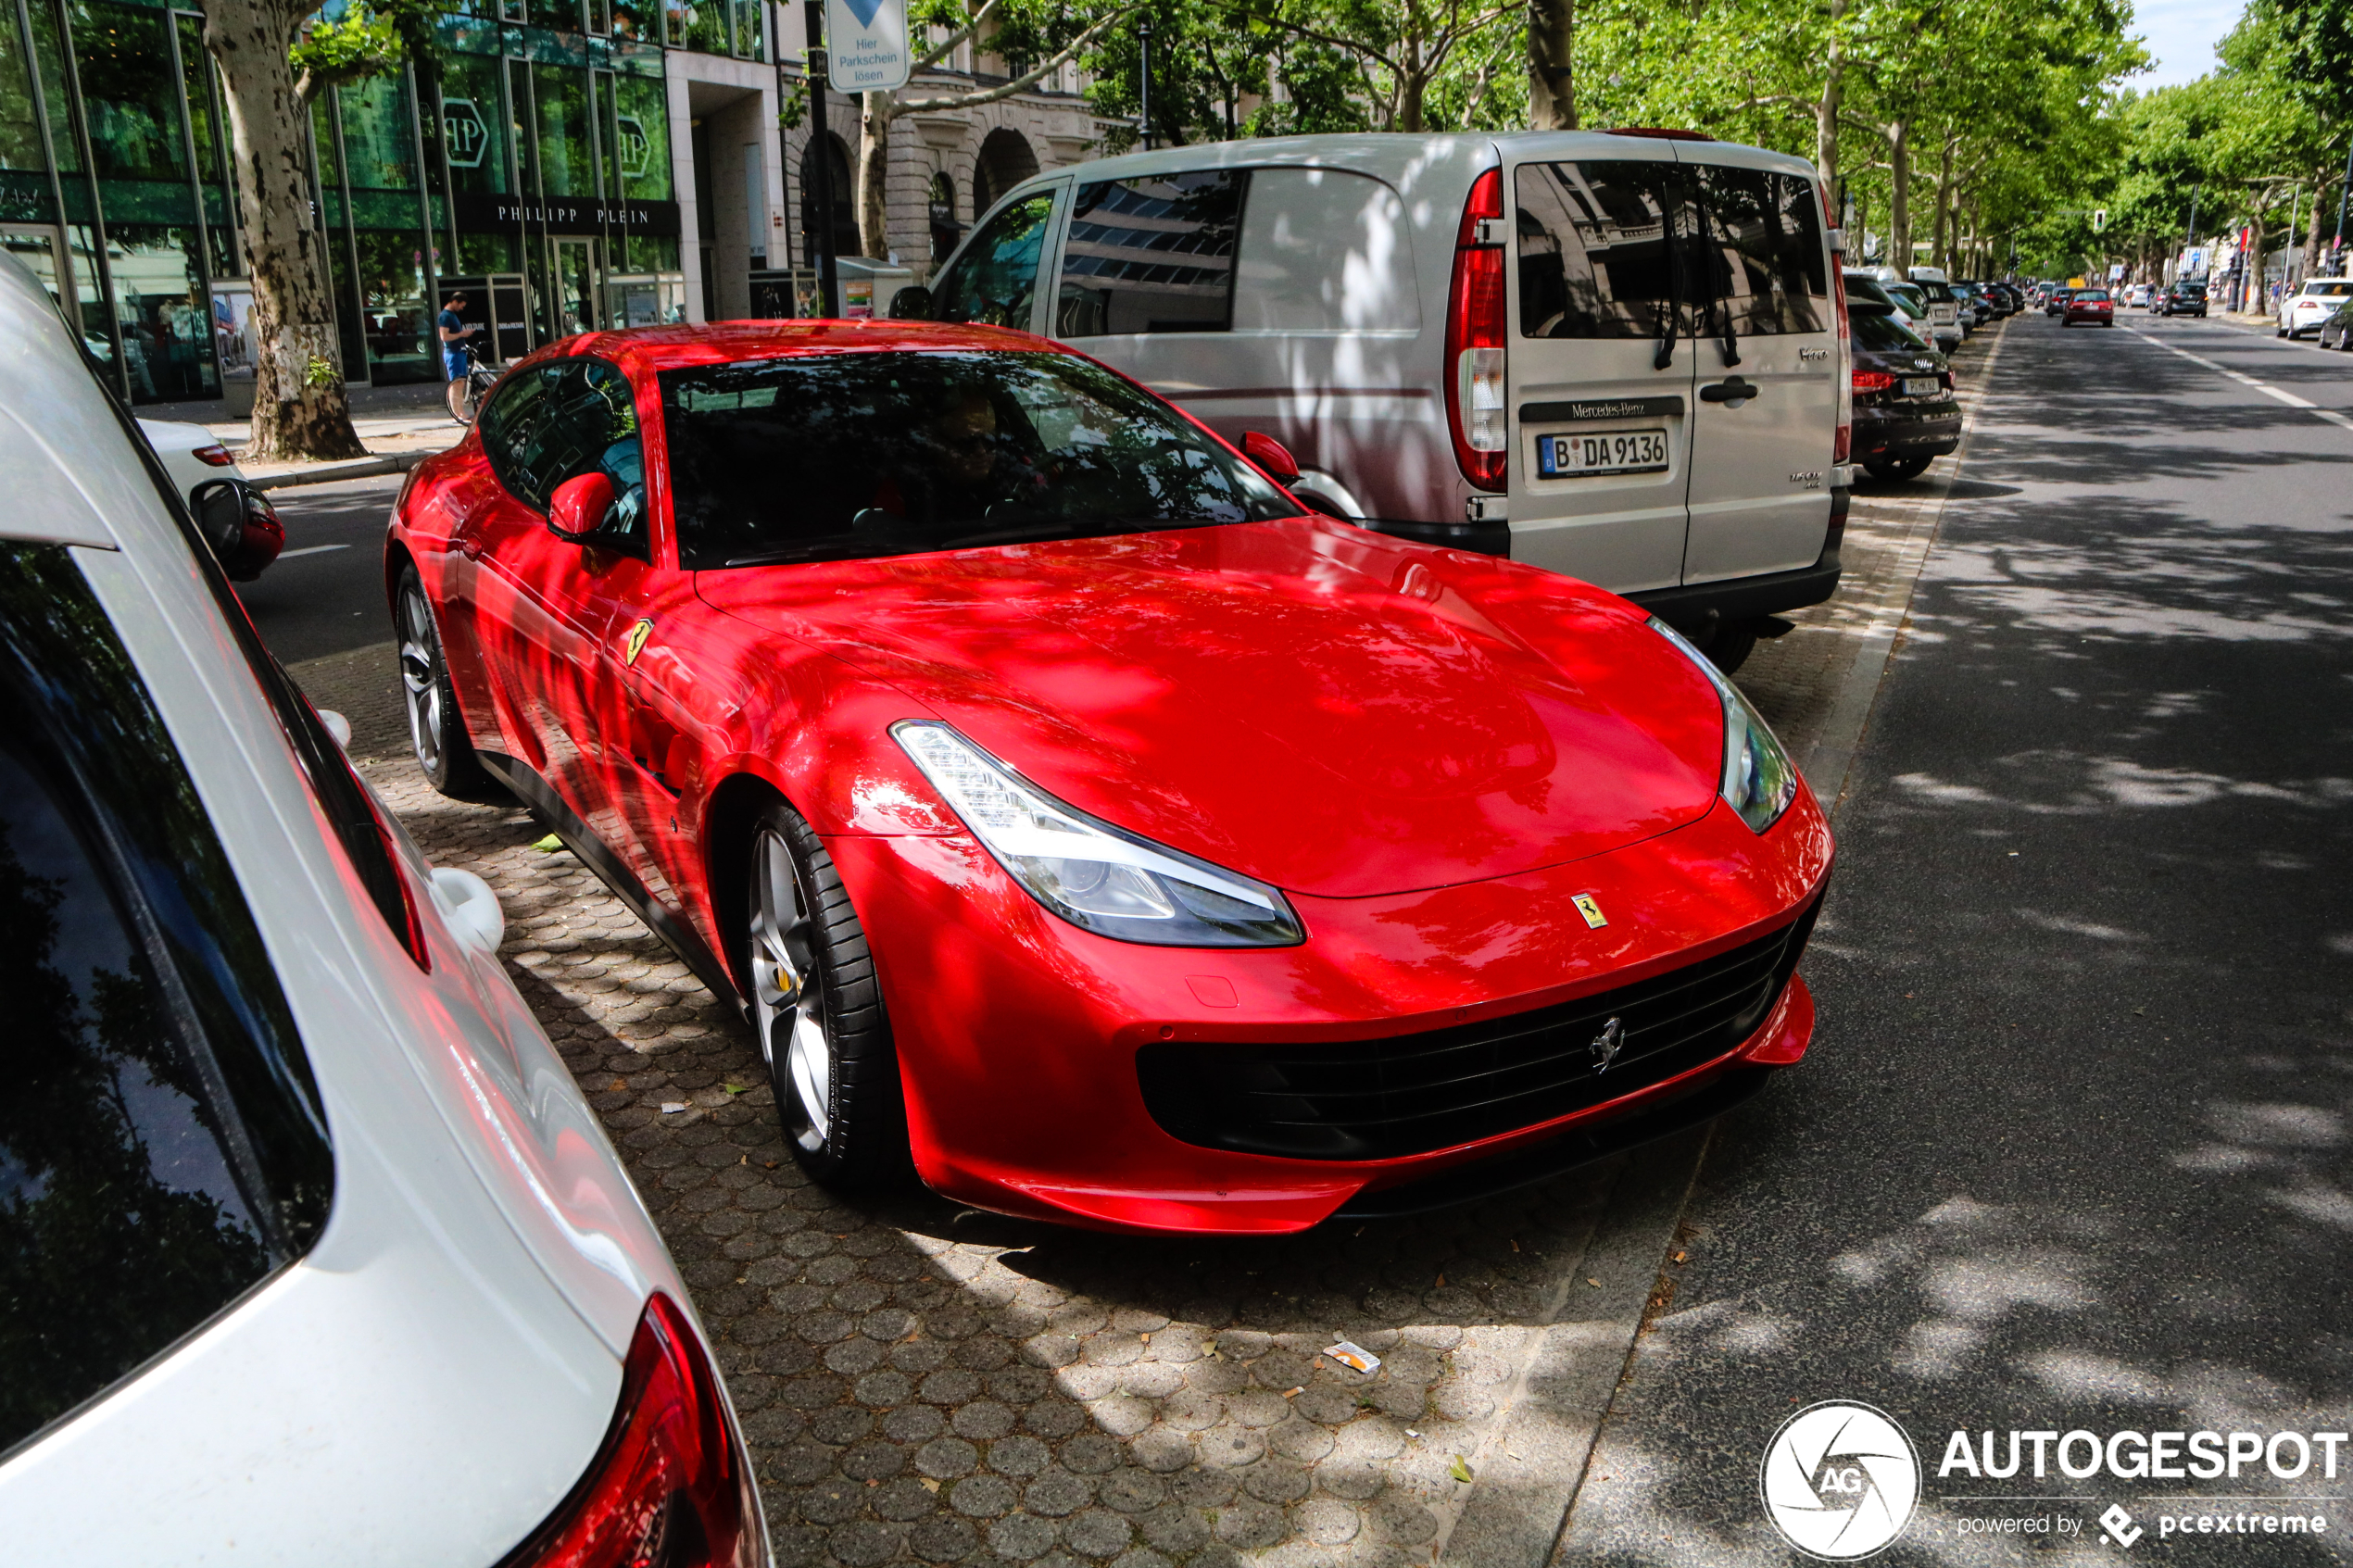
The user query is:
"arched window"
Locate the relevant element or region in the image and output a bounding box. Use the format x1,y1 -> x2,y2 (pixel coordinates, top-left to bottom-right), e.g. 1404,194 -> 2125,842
971,128 -> 1039,221
798,132 -> 860,260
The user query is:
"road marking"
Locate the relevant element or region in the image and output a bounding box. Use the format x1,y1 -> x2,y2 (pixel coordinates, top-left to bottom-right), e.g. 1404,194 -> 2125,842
277,543 -> 351,558
2122,327 -> 2353,432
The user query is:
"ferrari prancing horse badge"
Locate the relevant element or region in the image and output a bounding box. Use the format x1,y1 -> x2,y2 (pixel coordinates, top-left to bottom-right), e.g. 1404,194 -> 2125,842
1573,894 -> 1607,929
623,619 -> 653,666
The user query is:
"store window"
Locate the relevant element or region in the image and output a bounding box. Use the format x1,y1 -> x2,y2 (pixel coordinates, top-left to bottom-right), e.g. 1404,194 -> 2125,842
175,15 -> 222,184
928,172 -> 959,266
68,1 -> 189,191
611,71 -> 670,202
26,0 -> 78,179
609,0 -> 650,41
434,51 -> 510,197
535,63 -> 592,198
666,0 -> 727,53
2,1 -> 44,183
353,230 -> 434,385
104,227 -> 215,400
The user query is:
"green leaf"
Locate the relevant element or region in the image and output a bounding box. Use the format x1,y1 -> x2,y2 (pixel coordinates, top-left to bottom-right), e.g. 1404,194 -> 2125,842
533,834 -> 564,852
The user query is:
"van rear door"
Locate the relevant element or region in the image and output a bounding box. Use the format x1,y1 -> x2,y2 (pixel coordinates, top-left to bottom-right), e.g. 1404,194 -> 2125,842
1504,151 -> 1697,591
1678,152 -> 1836,584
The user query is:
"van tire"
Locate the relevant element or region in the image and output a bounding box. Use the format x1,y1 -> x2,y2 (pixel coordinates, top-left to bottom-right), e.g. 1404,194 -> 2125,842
1704,623 -> 1758,675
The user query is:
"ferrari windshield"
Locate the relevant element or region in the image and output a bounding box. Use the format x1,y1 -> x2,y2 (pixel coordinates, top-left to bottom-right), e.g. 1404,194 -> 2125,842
661,350 -> 1298,569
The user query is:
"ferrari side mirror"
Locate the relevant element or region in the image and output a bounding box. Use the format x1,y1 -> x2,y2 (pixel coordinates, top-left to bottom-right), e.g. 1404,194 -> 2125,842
888,285 -> 934,320
548,470 -> 617,543
1241,431 -> 1301,484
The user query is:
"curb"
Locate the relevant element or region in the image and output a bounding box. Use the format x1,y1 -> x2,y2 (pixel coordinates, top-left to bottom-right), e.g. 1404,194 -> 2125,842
246,446 -> 440,492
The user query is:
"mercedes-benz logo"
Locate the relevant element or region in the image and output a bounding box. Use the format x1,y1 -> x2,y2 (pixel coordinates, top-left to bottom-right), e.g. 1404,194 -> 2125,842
1590,1016 -> 1625,1073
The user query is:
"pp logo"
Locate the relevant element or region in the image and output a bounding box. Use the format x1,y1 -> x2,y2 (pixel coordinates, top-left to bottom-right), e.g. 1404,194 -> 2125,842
1759,1401 -> 1921,1560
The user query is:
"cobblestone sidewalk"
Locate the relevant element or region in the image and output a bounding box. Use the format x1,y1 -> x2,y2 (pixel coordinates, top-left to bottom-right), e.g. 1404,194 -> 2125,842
286,332 -> 1994,1567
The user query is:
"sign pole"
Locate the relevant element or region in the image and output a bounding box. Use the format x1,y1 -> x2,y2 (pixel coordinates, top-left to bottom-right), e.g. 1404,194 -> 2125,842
1138,19 -> 1152,151
804,0 -> 839,316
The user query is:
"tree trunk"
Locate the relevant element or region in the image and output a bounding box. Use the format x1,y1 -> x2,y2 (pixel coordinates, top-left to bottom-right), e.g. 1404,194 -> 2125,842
1814,0 -> 1842,185
1527,0 -> 1575,131
2309,181 -> 2330,277
205,0 -> 365,462
858,93 -> 890,260
1886,120 -> 1910,270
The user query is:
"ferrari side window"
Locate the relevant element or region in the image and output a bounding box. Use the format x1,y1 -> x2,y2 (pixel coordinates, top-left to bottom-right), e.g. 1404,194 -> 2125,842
476,360 -> 647,558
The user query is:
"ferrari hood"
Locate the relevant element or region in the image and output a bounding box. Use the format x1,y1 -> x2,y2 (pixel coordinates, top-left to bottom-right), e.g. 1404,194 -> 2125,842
694,519 -> 1725,898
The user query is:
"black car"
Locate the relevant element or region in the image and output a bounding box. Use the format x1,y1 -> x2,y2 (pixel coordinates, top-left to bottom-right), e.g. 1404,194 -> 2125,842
2159,281 -> 2208,317
2319,300 -> 2353,350
1849,298 -> 1959,481
2045,288 -> 2073,317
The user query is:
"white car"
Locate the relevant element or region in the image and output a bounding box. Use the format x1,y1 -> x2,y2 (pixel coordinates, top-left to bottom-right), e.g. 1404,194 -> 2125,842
2124,283 -> 2151,308
2278,277 -> 2353,338
0,252 -> 769,1566
137,414 -> 245,506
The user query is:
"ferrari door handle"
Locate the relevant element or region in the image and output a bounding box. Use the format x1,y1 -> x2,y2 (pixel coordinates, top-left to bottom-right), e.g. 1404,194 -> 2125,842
1699,376 -> 1758,406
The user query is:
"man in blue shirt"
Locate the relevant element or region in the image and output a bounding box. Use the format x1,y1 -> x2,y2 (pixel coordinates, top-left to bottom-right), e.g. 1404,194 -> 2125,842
437,294 -> 480,381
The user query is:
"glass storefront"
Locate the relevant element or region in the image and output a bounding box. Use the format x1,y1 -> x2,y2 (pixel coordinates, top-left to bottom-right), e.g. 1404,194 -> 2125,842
0,0 -> 712,402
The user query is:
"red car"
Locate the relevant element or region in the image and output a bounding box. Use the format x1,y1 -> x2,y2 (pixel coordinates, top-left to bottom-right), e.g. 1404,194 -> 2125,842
2063,288 -> 2116,326
386,321 -> 1832,1235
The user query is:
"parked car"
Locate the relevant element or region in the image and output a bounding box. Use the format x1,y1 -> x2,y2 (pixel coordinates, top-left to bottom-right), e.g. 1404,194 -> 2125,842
2158,280 -> 2208,317
137,415 -> 244,501
2276,277 -> 2353,338
0,252 -> 766,1566
1848,298 -> 1957,481
901,132 -> 1855,670
2062,288 -> 2116,327
1879,278 -> 1937,336
2319,299 -> 2353,349
2045,288 -> 2074,317
2123,283 -> 2152,308
1892,268 -> 1965,350
388,319 -> 1834,1234
1951,282 -> 1994,326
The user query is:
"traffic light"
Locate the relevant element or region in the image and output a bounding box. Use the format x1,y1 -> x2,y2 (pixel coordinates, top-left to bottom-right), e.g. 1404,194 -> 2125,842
2092,208 -> 2108,233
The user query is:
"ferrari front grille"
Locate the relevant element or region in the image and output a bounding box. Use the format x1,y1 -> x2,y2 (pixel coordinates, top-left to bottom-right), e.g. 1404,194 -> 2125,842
1136,898 -> 1819,1161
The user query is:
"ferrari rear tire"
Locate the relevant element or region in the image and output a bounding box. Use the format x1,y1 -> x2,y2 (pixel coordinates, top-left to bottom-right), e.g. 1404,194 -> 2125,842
744,797 -> 911,1190
396,565 -> 496,799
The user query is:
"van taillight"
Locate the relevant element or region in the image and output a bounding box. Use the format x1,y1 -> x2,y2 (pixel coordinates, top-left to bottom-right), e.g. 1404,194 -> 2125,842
1446,166 -> 1507,493
505,1294 -> 763,1568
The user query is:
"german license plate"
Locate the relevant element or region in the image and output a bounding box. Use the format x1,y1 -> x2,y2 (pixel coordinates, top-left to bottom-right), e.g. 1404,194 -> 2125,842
1899,377 -> 1939,397
1537,428 -> 1668,478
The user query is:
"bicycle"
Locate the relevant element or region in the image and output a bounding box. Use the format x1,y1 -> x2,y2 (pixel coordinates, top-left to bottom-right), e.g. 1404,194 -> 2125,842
445,339 -> 499,425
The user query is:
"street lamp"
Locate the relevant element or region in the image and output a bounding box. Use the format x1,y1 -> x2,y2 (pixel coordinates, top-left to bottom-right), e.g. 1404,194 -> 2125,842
1138,19 -> 1153,151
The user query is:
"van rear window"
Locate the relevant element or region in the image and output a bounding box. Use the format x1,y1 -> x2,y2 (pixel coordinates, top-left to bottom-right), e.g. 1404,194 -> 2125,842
1515,161 -> 1698,340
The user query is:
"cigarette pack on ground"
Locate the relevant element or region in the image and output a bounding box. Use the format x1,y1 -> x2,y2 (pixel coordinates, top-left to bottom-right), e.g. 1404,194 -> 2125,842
1324,1340 -> 1380,1374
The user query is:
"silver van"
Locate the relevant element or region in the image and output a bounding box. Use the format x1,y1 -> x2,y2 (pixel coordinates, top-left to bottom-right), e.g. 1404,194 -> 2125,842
897,131 -> 1855,671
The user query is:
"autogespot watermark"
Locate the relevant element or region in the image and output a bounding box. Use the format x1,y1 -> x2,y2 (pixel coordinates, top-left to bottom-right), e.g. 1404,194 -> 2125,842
1761,1407 -> 2347,1555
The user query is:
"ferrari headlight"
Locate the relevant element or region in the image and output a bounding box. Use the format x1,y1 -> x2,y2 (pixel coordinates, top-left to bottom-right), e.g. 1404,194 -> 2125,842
1645,617 -> 1799,833
892,721 -> 1304,947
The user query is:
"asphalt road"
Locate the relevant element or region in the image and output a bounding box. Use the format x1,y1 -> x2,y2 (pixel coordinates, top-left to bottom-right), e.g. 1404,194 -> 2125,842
1560,314 -> 2353,1563
239,472 -> 402,664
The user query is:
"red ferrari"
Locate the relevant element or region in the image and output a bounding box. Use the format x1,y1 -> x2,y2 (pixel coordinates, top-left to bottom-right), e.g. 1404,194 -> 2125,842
386,320 -> 1831,1235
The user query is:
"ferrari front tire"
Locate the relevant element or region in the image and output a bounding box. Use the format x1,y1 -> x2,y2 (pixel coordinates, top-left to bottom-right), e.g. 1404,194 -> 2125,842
396,565 -> 495,798
744,797 -> 911,1189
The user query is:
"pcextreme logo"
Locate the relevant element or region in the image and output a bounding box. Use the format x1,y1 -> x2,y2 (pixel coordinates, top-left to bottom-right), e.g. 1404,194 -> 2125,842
1760,1401 -> 1923,1560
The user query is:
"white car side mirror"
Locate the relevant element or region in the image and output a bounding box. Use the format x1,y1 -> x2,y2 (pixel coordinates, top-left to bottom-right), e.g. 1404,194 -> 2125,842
431,866 -> 506,954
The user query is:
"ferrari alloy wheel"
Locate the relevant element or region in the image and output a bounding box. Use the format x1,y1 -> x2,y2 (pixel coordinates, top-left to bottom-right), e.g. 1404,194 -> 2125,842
396,567 -> 493,797
744,798 -> 909,1188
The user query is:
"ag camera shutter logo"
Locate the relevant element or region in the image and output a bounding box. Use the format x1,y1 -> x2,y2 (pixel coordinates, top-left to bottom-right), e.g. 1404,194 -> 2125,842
1760,1401 -> 1921,1560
